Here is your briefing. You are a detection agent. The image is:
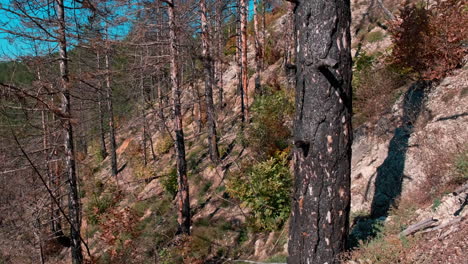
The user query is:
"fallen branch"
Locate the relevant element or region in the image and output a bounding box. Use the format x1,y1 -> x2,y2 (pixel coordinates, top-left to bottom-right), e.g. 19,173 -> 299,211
400,217 -> 439,236
422,217 -> 464,236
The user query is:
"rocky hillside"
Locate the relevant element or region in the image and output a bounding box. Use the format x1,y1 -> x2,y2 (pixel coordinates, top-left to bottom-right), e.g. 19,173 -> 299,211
0,1 -> 466,263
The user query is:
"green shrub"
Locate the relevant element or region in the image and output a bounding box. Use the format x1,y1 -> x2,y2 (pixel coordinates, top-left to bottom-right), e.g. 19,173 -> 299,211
451,148 -> 468,184
161,167 -> 178,198
366,31 -> 385,43
455,149 -> 468,179
432,197 -> 442,211
89,139 -> 105,164
133,161 -> 156,179
227,151 -> 292,231
86,192 -> 115,225
266,254 -> 288,263
247,87 -> 294,157
156,133 -> 173,155
158,248 -> 183,264
264,37 -> 282,65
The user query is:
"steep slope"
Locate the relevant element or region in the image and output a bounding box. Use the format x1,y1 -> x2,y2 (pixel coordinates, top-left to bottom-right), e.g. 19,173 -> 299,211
75,8 -> 293,264
2,1 -> 466,263
80,2 -> 468,263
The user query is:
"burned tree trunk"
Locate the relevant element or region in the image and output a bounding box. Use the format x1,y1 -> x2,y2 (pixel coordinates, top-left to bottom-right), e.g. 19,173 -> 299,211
240,0 -> 249,118
253,0 -> 262,95
166,0 -> 190,235
56,0 -> 83,262
200,0 -> 220,164
96,52 -> 108,159
288,0 -> 353,263
215,0 -> 224,109
105,52 -> 118,177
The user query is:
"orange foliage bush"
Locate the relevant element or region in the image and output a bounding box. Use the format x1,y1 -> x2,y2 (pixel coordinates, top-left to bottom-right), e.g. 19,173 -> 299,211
389,0 -> 468,80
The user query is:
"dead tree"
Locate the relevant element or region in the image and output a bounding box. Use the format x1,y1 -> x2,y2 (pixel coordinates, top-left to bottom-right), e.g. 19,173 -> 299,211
288,0 -> 353,263
200,0 -> 220,164
240,0 -> 249,118
253,0 -> 263,95
164,0 -> 190,235
214,0 -> 225,109
104,49 -> 118,177
56,0 -> 83,262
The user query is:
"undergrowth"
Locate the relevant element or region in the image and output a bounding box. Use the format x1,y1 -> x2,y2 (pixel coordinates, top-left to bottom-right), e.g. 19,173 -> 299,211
247,85 -> 294,158
389,0 -> 468,80
348,198 -> 419,263
227,151 -> 292,231
352,51 -> 406,126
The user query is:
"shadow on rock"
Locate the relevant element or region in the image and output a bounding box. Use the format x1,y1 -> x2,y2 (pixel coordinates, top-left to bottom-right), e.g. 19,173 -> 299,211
349,81 -> 429,247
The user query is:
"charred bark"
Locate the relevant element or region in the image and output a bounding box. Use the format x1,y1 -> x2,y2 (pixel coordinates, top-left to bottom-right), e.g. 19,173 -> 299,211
96,52 -> 108,159
288,0 -> 353,263
215,0 -> 224,109
240,0 -> 249,118
166,0 -> 190,235
200,0 -> 220,164
253,0 -> 263,95
105,52 -> 118,177
56,0 -> 83,262
236,0 -> 246,123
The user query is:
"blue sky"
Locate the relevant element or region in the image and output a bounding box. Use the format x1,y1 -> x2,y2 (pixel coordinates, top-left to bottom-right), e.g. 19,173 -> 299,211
0,0 -> 135,60
0,0 -> 256,60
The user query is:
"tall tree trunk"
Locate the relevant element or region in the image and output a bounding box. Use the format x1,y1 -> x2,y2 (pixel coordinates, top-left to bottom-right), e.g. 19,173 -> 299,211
253,0 -> 262,95
105,52 -> 118,177
166,0 -> 190,235
285,1 -> 296,67
140,54 -> 148,166
191,82 -> 203,134
240,0 -> 249,118
200,0 -> 220,164
215,0 -> 224,109
156,78 -> 166,132
98,90 -> 108,159
288,0 -> 352,263
236,0 -> 245,123
56,0 -> 83,262
285,1 -> 297,88
96,52 -> 108,159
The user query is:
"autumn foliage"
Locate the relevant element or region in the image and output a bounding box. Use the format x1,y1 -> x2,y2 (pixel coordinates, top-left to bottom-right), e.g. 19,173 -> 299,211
389,0 -> 468,80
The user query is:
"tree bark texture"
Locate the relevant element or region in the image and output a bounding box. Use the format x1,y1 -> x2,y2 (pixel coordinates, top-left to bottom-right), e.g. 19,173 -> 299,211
166,0 -> 190,235
253,0 -> 262,95
105,52 -> 118,177
200,0 -> 220,164
56,0 -> 83,262
215,0 -> 224,109
288,0 -> 352,263
236,0 -> 245,123
240,0 -> 249,118
96,52 -> 108,159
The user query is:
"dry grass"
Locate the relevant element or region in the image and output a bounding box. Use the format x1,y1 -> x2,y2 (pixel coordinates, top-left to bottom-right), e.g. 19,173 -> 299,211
347,197 -> 420,263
